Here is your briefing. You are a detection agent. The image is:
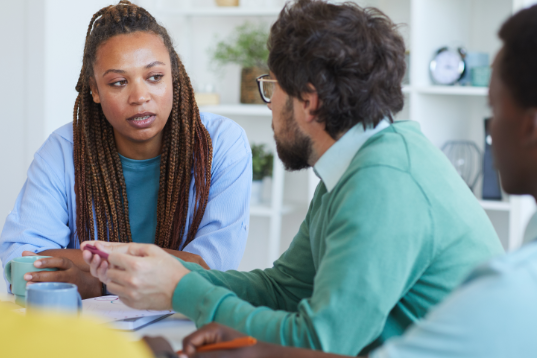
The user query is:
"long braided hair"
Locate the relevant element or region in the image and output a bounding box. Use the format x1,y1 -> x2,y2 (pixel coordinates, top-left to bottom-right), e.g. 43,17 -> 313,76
73,0 -> 212,250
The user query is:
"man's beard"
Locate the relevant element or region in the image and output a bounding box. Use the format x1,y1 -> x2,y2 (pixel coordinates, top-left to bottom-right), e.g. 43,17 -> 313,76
274,97 -> 313,171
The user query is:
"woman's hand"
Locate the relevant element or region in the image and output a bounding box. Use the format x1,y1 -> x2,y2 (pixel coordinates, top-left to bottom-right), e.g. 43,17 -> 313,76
23,248 -> 91,271
22,251 -> 102,298
81,241 -> 190,310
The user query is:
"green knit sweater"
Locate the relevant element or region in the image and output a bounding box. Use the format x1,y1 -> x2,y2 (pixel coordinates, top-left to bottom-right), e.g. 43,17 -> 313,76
172,121 -> 503,355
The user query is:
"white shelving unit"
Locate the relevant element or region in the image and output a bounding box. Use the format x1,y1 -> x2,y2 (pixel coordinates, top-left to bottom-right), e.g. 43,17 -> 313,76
149,0 -> 291,269
414,86 -> 488,96
150,0 -> 537,267
408,0 -> 537,250
304,0 -> 536,251
479,200 -> 511,212
163,7 -> 282,17
199,104 -> 271,117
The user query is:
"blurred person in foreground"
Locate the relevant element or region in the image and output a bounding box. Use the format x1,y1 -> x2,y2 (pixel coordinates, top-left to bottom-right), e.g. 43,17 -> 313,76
83,0 -> 503,356
0,302 -> 176,358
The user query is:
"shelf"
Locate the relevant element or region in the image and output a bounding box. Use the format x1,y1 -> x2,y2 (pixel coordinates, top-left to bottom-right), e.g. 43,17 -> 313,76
479,200 -> 511,212
200,104 -> 271,117
201,89 -> 411,117
250,204 -> 296,217
415,86 -> 488,96
159,7 -> 282,17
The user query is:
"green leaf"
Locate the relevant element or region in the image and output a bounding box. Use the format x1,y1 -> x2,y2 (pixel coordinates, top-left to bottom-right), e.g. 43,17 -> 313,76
211,22 -> 270,69
251,143 -> 274,181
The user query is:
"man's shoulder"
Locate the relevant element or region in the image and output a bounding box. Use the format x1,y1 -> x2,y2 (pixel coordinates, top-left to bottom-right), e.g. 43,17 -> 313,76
343,120 -> 472,200
336,122 -> 421,189
349,121 -> 431,172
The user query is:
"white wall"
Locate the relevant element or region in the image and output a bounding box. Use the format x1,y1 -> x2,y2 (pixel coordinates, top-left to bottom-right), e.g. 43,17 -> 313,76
42,0 -> 118,139
1,0 -> 117,228
514,0 -> 537,10
0,0 -> 28,295
0,0 -> 123,292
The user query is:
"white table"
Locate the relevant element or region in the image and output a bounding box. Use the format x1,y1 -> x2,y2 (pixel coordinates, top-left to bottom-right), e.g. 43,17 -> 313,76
129,313 -> 197,351
0,292 -> 197,351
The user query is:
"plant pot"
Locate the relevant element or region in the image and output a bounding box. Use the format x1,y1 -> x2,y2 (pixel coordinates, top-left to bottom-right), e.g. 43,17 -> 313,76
251,180 -> 263,205
241,67 -> 266,104
215,0 -> 239,6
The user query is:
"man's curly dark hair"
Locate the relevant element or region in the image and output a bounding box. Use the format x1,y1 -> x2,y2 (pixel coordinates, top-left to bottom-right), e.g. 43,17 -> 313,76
268,0 -> 406,139
498,4 -> 537,109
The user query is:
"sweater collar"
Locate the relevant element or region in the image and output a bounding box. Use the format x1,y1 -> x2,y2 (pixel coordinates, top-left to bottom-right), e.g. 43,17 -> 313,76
313,120 -> 390,192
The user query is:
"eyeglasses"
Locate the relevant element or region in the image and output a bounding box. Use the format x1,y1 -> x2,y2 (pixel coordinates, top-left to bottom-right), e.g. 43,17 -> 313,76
256,74 -> 277,103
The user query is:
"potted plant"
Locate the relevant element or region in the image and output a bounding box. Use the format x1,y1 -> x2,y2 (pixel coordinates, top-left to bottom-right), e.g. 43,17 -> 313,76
251,144 -> 273,205
211,22 -> 269,104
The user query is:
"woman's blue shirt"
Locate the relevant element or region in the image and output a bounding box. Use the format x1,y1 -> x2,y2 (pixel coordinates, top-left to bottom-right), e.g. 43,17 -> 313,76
0,113 -> 252,285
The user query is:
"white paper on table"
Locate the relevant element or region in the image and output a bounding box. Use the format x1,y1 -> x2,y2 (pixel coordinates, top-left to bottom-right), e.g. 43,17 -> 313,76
82,295 -> 174,324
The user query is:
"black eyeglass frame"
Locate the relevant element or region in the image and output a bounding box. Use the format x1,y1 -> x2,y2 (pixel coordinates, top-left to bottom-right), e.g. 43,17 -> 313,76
256,74 -> 278,103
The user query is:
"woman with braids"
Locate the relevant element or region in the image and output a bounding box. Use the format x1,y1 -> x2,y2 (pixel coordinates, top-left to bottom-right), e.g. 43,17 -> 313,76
0,1 -> 252,298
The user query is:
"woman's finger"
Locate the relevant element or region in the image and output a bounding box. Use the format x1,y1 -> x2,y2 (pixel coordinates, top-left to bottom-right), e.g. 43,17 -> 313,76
24,270 -> 66,283
34,257 -> 72,270
22,251 -> 38,257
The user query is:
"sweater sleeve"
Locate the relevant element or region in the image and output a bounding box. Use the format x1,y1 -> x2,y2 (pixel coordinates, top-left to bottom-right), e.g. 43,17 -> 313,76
171,166 -> 434,355
176,205 -> 316,312
0,136 -> 72,291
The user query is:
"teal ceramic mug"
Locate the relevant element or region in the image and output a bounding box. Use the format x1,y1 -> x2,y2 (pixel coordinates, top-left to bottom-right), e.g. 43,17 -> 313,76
4,256 -> 57,297
26,282 -> 82,315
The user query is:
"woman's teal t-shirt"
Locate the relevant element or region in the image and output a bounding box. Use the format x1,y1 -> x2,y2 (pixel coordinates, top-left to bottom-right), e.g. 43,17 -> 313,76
119,154 -> 160,244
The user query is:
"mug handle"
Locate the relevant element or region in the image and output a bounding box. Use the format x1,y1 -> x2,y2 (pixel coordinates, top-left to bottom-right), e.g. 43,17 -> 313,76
4,261 -> 12,284
77,292 -> 82,314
